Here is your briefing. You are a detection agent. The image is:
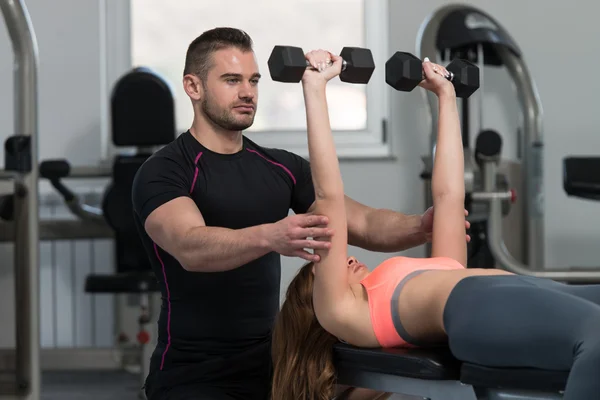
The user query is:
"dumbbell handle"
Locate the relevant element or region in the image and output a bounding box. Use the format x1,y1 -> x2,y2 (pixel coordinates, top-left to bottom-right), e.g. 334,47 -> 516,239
304,59 -> 348,72
422,69 -> 455,83
471,189 -> 517,203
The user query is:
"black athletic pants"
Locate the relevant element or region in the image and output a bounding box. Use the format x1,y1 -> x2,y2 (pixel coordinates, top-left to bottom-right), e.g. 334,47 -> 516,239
443,274 -> 600,400
144,344 -> 272,400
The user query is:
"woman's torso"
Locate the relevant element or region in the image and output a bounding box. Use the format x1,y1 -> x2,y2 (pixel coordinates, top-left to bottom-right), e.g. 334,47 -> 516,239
342,256 -> 513,348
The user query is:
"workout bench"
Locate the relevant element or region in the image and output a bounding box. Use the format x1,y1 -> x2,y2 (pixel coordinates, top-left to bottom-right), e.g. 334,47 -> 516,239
331,156 -> 599,400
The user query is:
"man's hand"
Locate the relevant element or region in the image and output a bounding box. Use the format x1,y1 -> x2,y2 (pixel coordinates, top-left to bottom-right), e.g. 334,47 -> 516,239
420,206 -> 471,243
268,214 -> 334,262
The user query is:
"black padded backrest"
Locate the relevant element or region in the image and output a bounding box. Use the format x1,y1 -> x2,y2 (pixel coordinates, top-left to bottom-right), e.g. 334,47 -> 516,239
103,67 -> 176,273
103,155 -> 151,273
563,157 -> 600,200
111,67 -> 176,146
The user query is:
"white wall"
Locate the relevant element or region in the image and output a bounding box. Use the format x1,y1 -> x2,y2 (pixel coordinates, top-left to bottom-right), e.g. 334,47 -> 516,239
1,0 -> 599,354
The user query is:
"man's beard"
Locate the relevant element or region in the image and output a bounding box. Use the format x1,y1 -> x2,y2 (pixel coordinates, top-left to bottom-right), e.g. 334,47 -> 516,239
201,96 -> 255,131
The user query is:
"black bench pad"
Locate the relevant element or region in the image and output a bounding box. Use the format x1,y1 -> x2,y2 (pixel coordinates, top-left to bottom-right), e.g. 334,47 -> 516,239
85,272 -> 159,293
333,344 -> 568,393
333,343 -> 461,381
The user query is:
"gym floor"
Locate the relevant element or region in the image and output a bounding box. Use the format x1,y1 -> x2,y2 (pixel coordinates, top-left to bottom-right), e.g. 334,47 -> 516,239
42,370 -> 140,400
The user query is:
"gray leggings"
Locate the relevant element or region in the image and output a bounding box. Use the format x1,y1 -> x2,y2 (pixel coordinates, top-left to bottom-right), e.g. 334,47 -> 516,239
443,274 -> 600,400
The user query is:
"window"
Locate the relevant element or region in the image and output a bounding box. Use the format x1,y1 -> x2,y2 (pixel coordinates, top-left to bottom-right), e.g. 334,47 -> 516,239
105,0 -> 390,158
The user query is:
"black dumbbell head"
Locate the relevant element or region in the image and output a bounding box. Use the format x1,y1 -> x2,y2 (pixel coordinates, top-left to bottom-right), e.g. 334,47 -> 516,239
446,59 -> 480,98
268,45 -> 307,83
339,47 -> 375,84
385,52 -> 423,92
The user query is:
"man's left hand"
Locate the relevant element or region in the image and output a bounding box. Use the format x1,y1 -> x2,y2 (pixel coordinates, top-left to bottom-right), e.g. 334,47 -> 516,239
420,206 -> 471,243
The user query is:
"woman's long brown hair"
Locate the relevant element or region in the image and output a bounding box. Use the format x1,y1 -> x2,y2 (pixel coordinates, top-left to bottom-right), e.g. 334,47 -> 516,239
271,261 -> 339,400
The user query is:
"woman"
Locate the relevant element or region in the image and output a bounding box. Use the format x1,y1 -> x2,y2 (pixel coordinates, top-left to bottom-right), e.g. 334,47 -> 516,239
270,50 -> 600,400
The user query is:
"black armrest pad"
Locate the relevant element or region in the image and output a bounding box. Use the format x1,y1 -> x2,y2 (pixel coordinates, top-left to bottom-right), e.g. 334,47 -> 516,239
563,156 -> 600,200
333,343 -> 461,380
85,272 -> 159,293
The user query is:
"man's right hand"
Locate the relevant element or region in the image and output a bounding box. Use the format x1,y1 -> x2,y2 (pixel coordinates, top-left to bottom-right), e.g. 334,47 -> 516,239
268,214 -> 334,262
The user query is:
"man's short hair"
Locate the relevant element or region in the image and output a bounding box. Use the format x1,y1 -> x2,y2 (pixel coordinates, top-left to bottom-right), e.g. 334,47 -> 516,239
183,27 -> 254,79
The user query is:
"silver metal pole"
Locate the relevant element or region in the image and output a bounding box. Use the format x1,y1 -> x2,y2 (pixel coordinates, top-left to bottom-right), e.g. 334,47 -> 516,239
493,44 -> 545,271
0,0 -> 40,398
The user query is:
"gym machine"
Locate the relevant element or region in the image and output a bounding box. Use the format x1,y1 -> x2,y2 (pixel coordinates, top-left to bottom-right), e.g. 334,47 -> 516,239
1,1 -> 169,397
416,4 -> 600,282
330,4 -> 600,400
0,67 -> 171,399
0,0 -> 41,398
33,67 -> 173,399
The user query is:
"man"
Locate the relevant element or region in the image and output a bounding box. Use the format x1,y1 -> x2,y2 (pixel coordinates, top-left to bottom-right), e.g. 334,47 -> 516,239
132,27 -> 469,400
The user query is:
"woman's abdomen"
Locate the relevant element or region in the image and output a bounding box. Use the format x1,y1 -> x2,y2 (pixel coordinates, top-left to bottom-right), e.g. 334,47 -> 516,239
398,263 -> 513,344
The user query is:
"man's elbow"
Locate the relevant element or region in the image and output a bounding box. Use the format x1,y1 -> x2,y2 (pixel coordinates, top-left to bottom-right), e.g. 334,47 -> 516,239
176,240 -> 207,272
177,253 -> 198,271
154,229 -> 205,272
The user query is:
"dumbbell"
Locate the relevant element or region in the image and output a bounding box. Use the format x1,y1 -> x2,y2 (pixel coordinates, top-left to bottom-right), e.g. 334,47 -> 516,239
267,45 -> 375,84
385,52 -> 480,98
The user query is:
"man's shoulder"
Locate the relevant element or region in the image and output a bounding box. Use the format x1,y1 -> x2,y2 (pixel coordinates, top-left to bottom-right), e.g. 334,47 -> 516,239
134,136 -> 192,183
243,136 -> 307,164
143,135 -> 189,168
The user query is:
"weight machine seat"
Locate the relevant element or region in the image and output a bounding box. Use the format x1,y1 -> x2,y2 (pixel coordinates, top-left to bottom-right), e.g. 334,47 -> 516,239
85,271 -> 159,294
333,343 -> 569,393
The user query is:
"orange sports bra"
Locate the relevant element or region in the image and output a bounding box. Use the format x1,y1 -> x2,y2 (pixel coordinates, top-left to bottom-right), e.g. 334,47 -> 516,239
359,256 -> 465,348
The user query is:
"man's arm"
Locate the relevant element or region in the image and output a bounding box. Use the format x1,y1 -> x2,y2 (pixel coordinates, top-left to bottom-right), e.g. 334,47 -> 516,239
344,196 -> 427,252
307,196 -> 426,253
144,197 -> 273,272
134,153 -> 335,273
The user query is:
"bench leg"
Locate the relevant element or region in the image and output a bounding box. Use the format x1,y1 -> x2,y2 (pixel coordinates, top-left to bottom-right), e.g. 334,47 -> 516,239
336,369 -> 477,400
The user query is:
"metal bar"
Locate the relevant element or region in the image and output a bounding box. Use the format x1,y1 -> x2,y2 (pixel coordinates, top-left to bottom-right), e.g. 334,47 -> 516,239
65,198 -> 104,222
91,241 -> 96,347
64,165 -> 112,178
0,220 -> 113,242
0,0 -> 40,398
471,191 -> 513,201
71,242 -> 77,346
484,161 -> 600,283
493,44 -> 545,271
50,204 -> 57,349
0,171 -> 16,180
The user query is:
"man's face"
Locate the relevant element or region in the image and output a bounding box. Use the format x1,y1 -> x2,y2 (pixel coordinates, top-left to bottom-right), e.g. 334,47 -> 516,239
200,47 -> 260,131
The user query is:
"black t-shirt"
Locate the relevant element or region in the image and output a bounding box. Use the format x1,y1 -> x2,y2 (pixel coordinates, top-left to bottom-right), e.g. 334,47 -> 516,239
132,130 -> 315,390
